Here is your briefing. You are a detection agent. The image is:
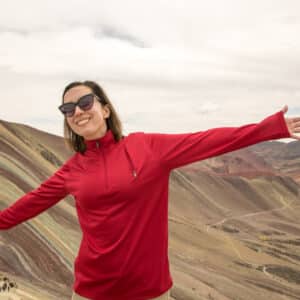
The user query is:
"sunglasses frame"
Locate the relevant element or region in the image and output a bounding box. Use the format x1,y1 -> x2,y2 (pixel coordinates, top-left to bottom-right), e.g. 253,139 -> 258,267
58,93 -> 102,117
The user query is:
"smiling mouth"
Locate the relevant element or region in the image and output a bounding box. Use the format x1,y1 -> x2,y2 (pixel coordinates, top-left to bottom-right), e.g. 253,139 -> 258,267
76,117 -> 91,126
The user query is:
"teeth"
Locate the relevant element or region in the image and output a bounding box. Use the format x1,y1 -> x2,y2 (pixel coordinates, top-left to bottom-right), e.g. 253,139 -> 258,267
77,118 -> 90,126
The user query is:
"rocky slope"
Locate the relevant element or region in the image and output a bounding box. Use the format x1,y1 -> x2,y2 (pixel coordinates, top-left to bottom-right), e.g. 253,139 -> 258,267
0,119 -> 299,300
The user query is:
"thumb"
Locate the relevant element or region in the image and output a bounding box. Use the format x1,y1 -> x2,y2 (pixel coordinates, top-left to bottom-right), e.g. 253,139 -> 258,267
281,104 -> 288,114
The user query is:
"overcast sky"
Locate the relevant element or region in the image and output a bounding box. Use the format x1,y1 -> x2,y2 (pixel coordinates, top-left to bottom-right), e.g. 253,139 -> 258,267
1,0 -> 300,143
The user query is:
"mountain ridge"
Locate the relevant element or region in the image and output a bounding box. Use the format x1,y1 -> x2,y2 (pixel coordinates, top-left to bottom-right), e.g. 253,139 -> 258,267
1,120 -> 300,299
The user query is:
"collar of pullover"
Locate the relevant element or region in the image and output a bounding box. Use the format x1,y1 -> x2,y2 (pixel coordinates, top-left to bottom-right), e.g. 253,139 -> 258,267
84,129 -> 116,150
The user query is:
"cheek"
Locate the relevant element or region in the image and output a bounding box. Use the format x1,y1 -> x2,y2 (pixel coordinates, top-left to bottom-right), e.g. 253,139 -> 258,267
67,118 -> 76,129
66,118 -> 83,133
92,111 -> 105,122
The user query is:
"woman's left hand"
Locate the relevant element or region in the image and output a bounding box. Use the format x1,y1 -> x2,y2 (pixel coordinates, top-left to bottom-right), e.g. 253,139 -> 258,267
281,105 -> 300,140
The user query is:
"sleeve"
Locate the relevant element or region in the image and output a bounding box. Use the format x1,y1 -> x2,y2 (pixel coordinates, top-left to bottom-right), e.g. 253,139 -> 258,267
0,161 -> 70,230
143,110 -> 291,171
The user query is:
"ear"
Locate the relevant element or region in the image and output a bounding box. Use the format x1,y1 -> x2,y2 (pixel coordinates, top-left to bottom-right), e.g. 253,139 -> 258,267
103,104 -> 111,119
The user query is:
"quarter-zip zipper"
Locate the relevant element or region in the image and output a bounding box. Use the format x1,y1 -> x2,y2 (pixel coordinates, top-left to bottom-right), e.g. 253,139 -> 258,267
96,141 -> 137,187
96,141 -> 108,190
124,145 -> 137,178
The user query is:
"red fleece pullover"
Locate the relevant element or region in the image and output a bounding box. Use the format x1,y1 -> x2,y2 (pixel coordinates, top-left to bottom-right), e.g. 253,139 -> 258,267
0,110 -> 291,299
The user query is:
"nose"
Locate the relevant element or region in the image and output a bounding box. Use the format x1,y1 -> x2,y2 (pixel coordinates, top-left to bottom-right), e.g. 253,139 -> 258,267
73,104 -> 85,116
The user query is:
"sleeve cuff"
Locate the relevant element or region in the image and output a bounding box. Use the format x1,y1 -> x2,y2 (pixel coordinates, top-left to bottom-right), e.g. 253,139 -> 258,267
277,110 -> 291,138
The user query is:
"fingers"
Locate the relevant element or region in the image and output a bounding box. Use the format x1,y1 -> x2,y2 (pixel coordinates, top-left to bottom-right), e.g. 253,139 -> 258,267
292,121 -> 300,127
281,108 -> 300,140
290,117 -> 300,122
288,120 -> 300,134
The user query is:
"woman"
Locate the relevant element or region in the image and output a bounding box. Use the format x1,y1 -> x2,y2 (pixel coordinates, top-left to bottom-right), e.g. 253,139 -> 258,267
1,80 -> 299,300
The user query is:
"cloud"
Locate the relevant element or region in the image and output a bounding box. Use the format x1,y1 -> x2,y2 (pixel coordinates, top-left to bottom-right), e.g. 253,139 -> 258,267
0,0 -> 299,143
94,25 -> 148,48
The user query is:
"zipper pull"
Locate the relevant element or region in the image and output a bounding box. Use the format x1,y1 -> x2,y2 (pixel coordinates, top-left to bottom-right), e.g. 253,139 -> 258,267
96,141 -> 99,148
132,170 -> 137,178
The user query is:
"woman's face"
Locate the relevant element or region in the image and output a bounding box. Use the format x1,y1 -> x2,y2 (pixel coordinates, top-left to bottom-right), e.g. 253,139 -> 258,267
63,85 -> 110,140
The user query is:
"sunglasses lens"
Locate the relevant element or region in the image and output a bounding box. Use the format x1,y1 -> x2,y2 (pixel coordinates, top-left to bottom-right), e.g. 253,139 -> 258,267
59,94 -> 95,117
60,103 -> 76,117
78,94 -> 94,111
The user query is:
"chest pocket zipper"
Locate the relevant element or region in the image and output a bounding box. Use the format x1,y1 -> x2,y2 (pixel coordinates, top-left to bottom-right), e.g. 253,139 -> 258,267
124,145 -> 137,179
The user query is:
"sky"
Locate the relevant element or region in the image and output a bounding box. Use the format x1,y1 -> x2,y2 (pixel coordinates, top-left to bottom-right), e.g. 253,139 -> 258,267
1,0 -> 300,143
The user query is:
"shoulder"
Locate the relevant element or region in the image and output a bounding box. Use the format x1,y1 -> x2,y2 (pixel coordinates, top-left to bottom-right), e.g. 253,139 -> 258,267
123,131 -> 147,145
60,153 -> 78,171
123,131 -> 153,157
125,131 -> 145,139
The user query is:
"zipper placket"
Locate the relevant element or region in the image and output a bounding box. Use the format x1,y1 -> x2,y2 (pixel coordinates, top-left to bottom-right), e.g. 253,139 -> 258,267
96,141 -> 108,190
124,146 -> 137,179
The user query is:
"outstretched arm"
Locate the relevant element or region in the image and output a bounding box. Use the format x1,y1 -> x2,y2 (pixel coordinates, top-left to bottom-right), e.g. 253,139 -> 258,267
0,160 -> 71,230
144,108 -> 294,171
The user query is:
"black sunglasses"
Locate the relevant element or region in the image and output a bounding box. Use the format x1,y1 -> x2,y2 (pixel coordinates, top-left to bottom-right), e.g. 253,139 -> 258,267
58,93 -> 102,117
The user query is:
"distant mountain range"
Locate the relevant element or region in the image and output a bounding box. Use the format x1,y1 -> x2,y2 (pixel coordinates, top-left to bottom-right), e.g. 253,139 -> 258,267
1,119 -> 300,300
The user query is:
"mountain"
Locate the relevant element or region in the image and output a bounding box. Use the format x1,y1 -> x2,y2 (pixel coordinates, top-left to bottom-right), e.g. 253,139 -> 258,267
248,140 -> 300,184
0,120 -> 78,299
0,119 -> 300,300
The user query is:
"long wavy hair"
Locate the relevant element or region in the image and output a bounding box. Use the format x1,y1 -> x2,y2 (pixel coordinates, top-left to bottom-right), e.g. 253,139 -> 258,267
61,80 -> 124,154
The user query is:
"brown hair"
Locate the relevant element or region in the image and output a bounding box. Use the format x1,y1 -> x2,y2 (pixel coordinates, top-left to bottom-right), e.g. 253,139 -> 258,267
61,80 -> 123,154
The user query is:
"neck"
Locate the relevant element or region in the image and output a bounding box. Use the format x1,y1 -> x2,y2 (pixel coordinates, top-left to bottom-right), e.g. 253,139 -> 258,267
83,125 -> 108,141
